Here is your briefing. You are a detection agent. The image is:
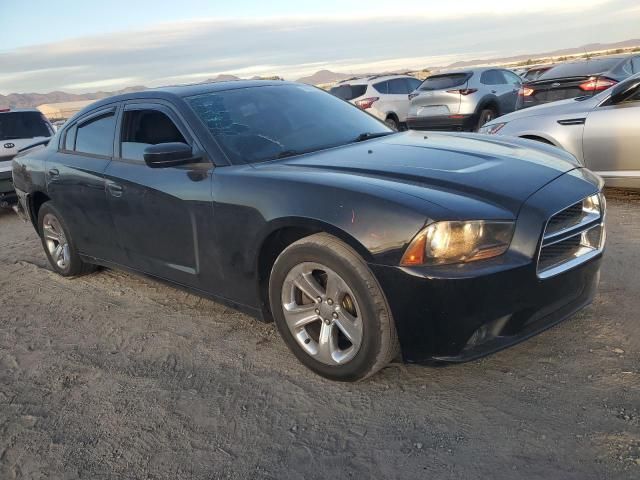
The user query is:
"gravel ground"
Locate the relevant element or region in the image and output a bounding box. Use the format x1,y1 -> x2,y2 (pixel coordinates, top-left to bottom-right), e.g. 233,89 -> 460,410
0,189 -> 638,480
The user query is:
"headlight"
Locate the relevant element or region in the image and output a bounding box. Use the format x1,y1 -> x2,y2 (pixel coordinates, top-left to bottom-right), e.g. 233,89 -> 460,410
400,221 -> 514,266
478,122 -> 506,135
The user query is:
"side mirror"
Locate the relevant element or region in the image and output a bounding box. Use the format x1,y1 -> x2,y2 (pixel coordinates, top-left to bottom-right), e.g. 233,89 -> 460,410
143,142 -> 199,168
608,78 -> 640,105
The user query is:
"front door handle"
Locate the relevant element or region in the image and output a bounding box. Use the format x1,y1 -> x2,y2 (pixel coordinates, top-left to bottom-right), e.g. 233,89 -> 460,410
491,90 -> 497,94
48,168 -> 59,178
107,182 -> 123,197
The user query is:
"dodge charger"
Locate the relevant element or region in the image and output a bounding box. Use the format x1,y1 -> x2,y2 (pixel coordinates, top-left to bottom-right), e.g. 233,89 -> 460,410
12,80 -> 606,381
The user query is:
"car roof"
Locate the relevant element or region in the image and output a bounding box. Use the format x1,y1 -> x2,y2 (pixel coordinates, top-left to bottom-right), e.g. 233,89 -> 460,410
69,80 -> 294,119
0,108 -> 43,113
335,74 -> 417,85
428,66 -> 504,76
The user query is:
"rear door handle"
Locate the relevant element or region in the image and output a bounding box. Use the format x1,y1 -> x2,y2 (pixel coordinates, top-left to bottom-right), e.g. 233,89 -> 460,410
48,168 -> 59,178
107,182 -> 123,197
491,90 -> 497,94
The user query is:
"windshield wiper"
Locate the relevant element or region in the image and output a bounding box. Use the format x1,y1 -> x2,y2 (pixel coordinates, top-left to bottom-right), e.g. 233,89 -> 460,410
276,149 -> 303,159
351,131 -> 395,143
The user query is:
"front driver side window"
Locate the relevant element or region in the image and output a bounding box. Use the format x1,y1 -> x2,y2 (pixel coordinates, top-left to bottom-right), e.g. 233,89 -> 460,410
120,109 -> 187,161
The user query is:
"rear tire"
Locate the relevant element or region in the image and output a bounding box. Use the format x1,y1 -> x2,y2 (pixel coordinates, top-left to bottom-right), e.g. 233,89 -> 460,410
269,233 -> 399,381
476,108 -> 497,131
385,116 -> 400,131
37,202 -> 95,277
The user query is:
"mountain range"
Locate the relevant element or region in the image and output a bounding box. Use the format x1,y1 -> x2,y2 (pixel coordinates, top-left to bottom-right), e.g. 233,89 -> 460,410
2,38 -> 639,109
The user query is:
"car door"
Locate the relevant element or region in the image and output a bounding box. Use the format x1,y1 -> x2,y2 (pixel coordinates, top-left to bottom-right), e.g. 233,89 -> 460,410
582,87 -> 640,176
386,78 -> 412,120
397,78 -> 422,122
104,100 -> 214,288
500,70 -> 522,113
46,105 -> 120,261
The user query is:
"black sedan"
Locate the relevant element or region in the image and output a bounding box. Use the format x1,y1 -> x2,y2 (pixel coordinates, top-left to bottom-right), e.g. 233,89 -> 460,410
518,54 -> 640,109
12,80 -> 606,381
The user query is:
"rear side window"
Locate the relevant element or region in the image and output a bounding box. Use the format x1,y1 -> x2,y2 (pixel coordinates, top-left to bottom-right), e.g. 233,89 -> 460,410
372,81 -> 388,94
619,60 -> 633,76
632,57 -> 640,73
0,111 -> 52,141
387,79 -> 410,94
502,71 -> 522,86
419,73 -> 471,91
329,84 -> 367,101
120,109 -> 186,161
406,78 -> 422,92
74,113 -> 116,157
480,70 -> 507,85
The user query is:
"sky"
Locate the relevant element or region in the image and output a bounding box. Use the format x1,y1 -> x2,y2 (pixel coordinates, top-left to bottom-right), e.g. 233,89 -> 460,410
1,0 -> 639,94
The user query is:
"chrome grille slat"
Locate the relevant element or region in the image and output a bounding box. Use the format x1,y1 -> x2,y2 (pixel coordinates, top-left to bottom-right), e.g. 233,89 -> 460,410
537,194 -> 605,279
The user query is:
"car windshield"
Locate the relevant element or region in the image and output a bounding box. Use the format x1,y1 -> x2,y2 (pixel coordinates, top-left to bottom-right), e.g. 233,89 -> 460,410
538,58 -> 620,79
187,84 -> 391,164
0,111 -> 52,141
329,84 -> 368,101
419,73 -> 471,91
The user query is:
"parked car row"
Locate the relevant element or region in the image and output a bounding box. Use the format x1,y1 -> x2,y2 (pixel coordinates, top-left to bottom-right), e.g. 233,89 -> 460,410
330,54 -> 640,134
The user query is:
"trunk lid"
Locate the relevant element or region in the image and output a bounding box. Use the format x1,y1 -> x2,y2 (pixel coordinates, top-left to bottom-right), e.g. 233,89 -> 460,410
409,73 -> 472,117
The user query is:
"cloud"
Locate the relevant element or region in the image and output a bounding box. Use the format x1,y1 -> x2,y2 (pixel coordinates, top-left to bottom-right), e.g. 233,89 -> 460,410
0,0 -> 638,94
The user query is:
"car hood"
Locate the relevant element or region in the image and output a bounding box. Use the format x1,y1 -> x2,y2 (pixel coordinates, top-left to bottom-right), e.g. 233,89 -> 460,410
0,136 -> 50,160
492,96 -> 598,124
275,131 -> 578,217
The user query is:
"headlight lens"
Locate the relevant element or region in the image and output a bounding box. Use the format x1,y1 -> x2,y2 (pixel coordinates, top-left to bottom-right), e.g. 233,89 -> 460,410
478,122 -> 506,135
401,221 -> 514,266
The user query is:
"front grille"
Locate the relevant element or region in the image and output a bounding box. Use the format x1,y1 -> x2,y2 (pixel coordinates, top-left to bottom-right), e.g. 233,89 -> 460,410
537,194 -> 605,279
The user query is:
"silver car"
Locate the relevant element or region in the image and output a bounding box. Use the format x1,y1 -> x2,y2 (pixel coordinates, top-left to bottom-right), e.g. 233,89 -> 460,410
479,73 -> 640,188
407,67 -> 522,132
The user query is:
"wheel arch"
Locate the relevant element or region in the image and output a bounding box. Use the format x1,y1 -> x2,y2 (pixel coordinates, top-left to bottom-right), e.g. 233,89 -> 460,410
28,190 -> 51,232
476,95 -> 500,116
518,134 -> 558,146
255,217 -> 374,321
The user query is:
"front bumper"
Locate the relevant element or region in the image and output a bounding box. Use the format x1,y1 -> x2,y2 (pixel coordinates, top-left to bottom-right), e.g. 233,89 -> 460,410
370,254 -> 600,363
0,169 -> 17,206
407,114 -> 476,131
370,168 -> 603,363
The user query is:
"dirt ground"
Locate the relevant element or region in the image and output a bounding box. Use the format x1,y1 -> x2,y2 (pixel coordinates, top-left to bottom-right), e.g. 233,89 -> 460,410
0,189 -> 638,480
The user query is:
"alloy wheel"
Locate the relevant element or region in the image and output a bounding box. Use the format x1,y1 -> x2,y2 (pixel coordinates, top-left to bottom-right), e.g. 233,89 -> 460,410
281,262 -> 363,365
42,213 -> 70,270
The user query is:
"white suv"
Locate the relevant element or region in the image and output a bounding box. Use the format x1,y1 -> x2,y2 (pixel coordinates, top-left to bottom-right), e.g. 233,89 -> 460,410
329,75 -> 422,130
1,108 -> 53,206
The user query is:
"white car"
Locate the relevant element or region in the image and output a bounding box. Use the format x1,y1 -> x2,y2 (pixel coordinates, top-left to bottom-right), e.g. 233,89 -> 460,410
479,73 -> 640,189
329,75 -> 422,130
0,108 -> 54,206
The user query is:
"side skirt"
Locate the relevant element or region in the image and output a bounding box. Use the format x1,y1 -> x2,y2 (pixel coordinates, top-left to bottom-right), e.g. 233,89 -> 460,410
79,254 -> 266,321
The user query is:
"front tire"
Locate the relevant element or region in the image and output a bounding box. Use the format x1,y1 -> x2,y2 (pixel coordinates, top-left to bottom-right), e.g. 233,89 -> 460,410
269,233 -> 399,381
38,202 -> 95,277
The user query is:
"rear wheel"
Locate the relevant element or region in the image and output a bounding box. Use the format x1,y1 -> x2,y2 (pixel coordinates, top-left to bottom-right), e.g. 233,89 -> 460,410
476,108 -> 497,131
269,233 -> 399,381
38,202 -> 95,277
384,115 -> 400,131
